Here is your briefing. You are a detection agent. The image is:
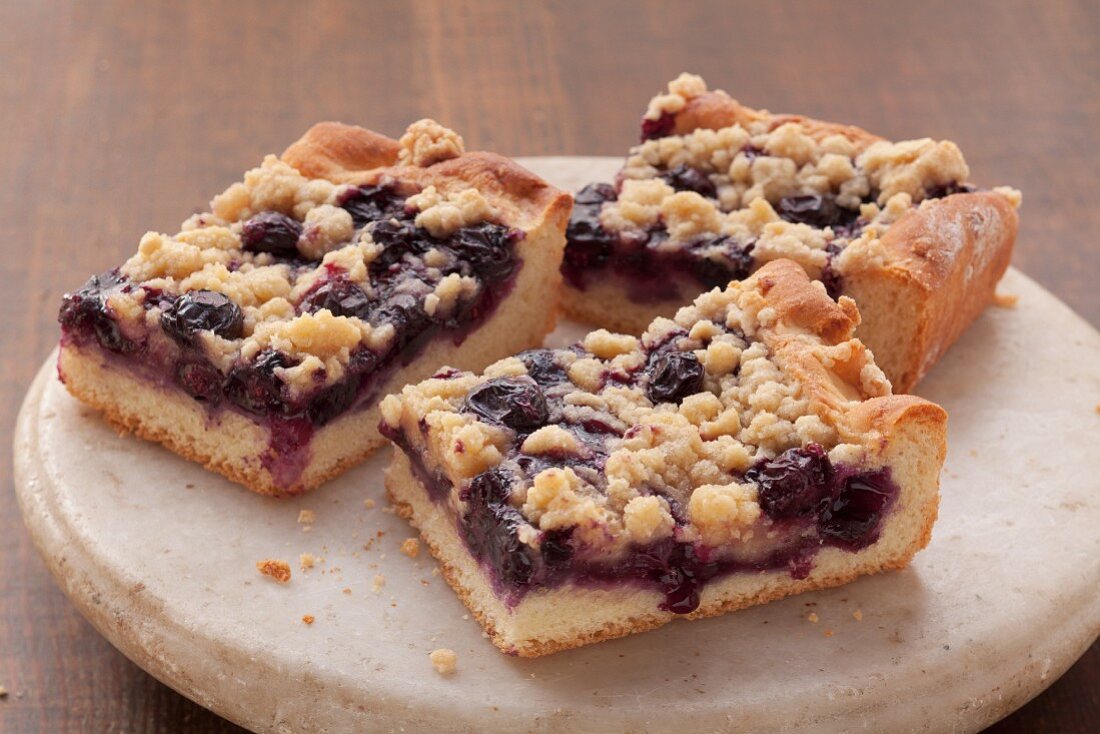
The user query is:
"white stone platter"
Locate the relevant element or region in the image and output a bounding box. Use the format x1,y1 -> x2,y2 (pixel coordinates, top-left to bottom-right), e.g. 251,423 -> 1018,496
13,157 -> 1100,733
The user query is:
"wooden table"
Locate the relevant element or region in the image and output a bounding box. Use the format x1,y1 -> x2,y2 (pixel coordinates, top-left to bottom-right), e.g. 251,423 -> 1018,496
2,1 -> 1096,731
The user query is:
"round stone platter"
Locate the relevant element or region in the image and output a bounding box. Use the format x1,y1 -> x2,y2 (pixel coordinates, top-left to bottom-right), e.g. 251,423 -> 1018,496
14,157 -> 1100,733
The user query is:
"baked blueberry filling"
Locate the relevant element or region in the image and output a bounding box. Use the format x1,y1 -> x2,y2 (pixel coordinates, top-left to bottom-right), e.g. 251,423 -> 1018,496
562,183 -> 756,300
394,428 -> 898,613
58,189 -> 523,459
775,194 -> 862,232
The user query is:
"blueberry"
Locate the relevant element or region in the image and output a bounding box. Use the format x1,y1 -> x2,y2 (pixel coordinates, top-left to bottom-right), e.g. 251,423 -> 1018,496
573,182 -> 617,207
299,278 -> 373,320
339,184 -> 407,228
473,503 -> 536,587
447,223 -> 517,281
58,270 -> 138,353
690,236 -> 755,288
640,111 -> 675,142
461,467 -> 536,588
563,184 -> 617,286
240,212 -> 302,256
821,243 -> 844,300
306,377 -> 360,426
464,377 -> 548,431
160,290 -> 244,345
517,349 -> 567,384
92,317 -> 134,353
819,470 -> 894,549
461,466 -> 513,505
746,445 -> 833,520
776,194 -> 861,231
367,293 -> 433,350
367,219 -> 423,279
739,144 -> 766,161
645,351 -> 704,404
924,182 -> 975,199
540,528 -> 574,567
225,350 -> 294,416
659,164 -> 717,198
175,360 -> 223,402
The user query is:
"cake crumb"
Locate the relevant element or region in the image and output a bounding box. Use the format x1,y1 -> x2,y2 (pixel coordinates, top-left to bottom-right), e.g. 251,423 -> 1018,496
372,574 -> 386,592
364,498 -> 376,509
806,612 -> 819,623
993,292 -> 1019,308
256,559 -> 291,583
853,609 -> 863,621
343,587 -> 352,595
1095,403 -> 1100,415
297,509 -> 316,525
302,614 -> 315,625
824,629 -> 835,637
0,685 -> 7,698
299,553 -> 315,570
401,537 -> 421,558
429,648 -> 458,675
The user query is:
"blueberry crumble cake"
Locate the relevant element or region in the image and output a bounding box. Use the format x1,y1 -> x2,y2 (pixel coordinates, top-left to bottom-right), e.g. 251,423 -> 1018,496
58,120 -> 571,495
381,259 -> 947,656
564,73 -> 1020,391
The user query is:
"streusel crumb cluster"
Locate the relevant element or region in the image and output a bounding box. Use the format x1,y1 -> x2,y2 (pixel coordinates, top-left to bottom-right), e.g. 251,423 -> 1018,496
105,120 -> 502,393
382,263 -> 887,555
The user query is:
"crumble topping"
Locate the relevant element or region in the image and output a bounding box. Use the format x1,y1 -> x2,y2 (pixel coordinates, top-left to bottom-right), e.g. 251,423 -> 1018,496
429,648 -> 458,675
256,559 -> 292,583
688,482 -> 762,545
401,537 -> 421,558
644,72 -> 708,121
384,262 -> 883,558
398,119 -> 465,168
298,204 -> 356,260
623,495 -> 675,543
407,185 -> 496,238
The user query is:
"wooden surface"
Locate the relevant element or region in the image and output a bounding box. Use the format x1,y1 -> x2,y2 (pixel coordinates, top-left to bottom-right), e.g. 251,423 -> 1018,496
0,1 -> 1096,731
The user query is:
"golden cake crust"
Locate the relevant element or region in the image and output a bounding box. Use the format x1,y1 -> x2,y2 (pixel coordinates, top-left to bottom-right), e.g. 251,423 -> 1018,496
839,190 -> 1018,390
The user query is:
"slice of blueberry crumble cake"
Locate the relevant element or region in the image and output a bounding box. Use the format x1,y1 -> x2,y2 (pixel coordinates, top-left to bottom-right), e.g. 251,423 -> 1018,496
58,120 -> 571,495
564,73 -> 1020,392
381,258 -> 947,656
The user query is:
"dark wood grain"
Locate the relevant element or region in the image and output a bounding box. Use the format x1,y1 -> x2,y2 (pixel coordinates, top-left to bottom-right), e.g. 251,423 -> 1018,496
1,1 -> 1097,731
